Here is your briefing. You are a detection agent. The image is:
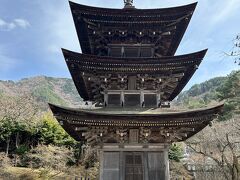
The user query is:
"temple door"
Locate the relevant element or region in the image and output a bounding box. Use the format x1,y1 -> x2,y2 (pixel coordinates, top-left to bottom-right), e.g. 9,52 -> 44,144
125,152 -> 144,180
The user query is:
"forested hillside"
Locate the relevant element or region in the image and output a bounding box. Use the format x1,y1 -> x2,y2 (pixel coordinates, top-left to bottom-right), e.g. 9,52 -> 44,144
0,76 -> 82,109
176,70 -> 240,119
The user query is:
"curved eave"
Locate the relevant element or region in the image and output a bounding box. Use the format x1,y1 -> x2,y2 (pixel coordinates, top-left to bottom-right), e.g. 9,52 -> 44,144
59,120 -> 82,141
49,103 -> 224,141
62,48 -> 207,64
49,103 -> 223,118
69,1 -> 197,16
69,1 -> 197,56
62,48 -> 207,101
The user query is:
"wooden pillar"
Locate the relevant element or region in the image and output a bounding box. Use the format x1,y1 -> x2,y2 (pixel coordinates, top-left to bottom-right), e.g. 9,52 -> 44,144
164,147 -> 170,180
151,47 -> 154,57
99,150 -> 104,180
104,92 -> 108,107
140,91 -> 144,107
120,91 -> 125,107
156,92 -> 161,107
121,46 -> 124,57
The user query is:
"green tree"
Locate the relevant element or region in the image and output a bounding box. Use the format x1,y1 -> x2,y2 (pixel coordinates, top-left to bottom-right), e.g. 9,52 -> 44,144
169,144 -> 184,162
39,112 -> 76,147
0,95 -> 38,157
216,71 -> 240,120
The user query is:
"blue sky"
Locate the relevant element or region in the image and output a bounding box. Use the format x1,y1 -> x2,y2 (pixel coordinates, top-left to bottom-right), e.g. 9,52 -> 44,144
0,0 -> 239,89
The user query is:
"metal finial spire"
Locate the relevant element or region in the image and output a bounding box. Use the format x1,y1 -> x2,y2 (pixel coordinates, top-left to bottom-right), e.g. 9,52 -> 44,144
124,0 -> 135,8
124,0 -> 133,6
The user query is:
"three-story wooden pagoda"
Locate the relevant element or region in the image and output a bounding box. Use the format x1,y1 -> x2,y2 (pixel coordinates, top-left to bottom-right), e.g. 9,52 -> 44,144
49,1 -> 223,179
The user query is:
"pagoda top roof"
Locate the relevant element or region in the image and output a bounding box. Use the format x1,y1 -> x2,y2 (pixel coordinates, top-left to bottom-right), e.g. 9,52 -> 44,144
69,1 -> 197,56
69,1 -> 197,15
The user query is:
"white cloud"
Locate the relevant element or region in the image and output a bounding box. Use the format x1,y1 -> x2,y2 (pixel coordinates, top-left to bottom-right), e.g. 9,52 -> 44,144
14,19 -> 30,29
0,19 -> 6,26
0,18 -> 30,31
0,18 -> 15,31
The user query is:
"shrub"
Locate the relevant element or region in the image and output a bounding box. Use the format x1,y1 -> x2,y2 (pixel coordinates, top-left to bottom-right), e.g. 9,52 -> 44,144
22,145 -> 75,171
16,145 -> 30,155
82,148 -> 98,169
0,152 -> 12,167
169,144 -> 184,162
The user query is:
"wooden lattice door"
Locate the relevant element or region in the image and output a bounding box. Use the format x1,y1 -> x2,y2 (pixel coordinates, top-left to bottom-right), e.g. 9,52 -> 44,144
125,152 -> 144,180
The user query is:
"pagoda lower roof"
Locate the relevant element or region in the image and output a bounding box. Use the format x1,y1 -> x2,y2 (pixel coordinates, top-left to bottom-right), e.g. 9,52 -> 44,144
49,103 -> 224,142
63,49 -> 207,102
69,1 -> 197,56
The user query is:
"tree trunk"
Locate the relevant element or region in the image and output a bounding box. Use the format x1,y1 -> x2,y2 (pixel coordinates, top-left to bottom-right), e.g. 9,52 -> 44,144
6,137 -> 10,157
15,131 -> 19,149
14,132 -> 20,166
232,155 -> 239,180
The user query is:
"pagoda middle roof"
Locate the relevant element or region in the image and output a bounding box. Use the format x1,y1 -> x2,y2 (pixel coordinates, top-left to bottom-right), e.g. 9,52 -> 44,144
63,49 -> 207,102
69,1 -> 197,56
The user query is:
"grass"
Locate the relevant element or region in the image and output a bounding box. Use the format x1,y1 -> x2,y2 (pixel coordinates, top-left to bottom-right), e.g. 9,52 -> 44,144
0,167 -> 68,180
0,166 -> 95,180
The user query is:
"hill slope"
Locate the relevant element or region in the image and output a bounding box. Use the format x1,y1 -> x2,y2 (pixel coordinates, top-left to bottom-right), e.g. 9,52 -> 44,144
0,76 -> 82,109
176,70 -> 240,119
